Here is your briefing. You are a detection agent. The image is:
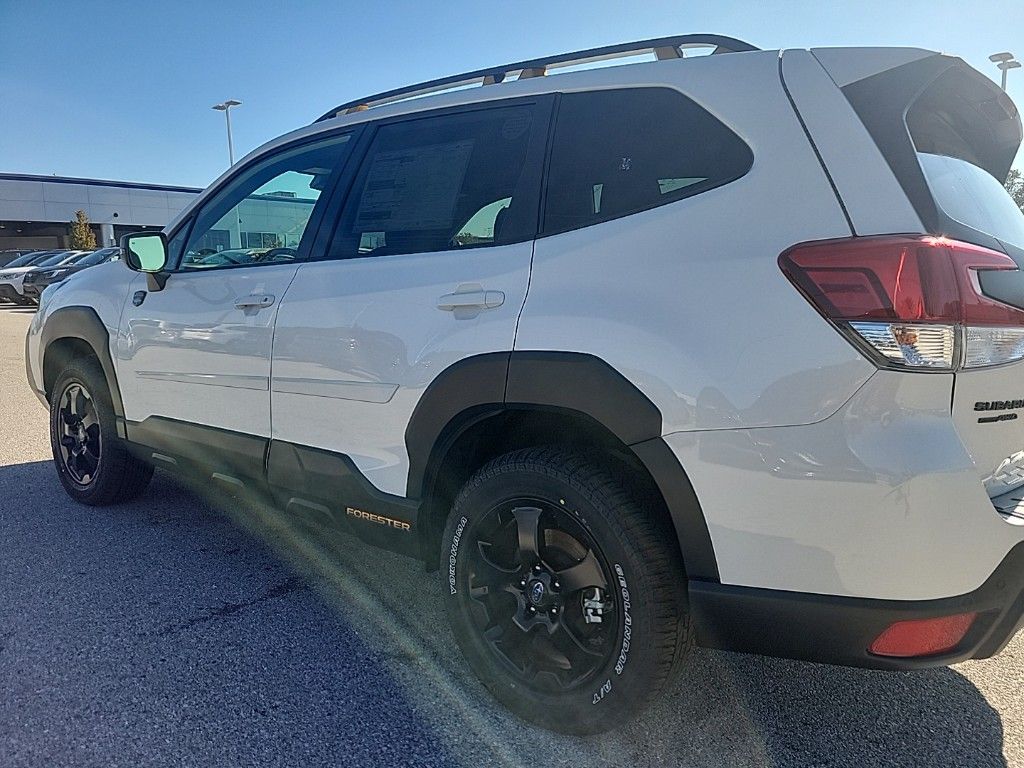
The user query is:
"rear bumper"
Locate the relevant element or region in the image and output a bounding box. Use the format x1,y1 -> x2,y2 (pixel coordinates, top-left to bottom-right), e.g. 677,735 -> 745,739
690,541 -> 1024,669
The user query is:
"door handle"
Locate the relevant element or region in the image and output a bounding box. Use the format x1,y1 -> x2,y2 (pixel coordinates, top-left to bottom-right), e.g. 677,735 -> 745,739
436,290 -> 504,311
234,294 -> 276,311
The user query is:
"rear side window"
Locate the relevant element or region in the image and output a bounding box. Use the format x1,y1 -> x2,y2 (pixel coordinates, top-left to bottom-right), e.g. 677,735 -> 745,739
331,104 -> 540,258
542,88 -> 752,235
906,66 -> 1024,249
918,153 -> 1024,250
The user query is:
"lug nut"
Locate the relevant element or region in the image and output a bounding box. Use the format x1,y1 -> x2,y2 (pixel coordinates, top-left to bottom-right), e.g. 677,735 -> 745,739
529,605 -> 536,613
533,564 -> 542,573
519,578 -> 527,588
553,581 -> 560,590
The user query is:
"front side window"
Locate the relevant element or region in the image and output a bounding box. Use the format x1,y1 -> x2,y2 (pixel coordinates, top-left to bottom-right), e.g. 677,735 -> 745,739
179,134 -> 351,270
331,105 -> 538,258
543,88 -> 752,235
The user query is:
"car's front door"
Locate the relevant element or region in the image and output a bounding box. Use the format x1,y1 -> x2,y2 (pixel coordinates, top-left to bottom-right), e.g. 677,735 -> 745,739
271,98 -> 553,497
116,134 -> 355,462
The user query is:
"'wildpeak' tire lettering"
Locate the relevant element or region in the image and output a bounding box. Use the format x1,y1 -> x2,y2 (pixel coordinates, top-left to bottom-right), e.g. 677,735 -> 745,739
614,564 -> 632,676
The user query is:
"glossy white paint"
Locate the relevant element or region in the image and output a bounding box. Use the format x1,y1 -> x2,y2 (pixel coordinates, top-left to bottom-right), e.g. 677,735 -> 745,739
953,361 -> 1024,493
0,267 -> 34,296
516,52 -> 876,433
28,43 -> 1024,610
26,260 -> 138,398
116,264 -> 299,436
809,47 -> 933,88
668,370 -> 1024,600
780,50 -> 925,237
271,242 -> 533,495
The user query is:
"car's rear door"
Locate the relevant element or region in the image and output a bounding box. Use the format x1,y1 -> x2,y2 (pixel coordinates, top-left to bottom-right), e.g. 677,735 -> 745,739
270,97 -> 553,496
116,133 -> 356,475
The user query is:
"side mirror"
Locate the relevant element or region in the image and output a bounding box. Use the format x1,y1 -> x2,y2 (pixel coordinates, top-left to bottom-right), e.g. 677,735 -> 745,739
121,232 -> 169,291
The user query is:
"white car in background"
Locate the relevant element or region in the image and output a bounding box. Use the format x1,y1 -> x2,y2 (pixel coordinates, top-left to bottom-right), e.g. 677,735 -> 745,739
0,251 -> 87,305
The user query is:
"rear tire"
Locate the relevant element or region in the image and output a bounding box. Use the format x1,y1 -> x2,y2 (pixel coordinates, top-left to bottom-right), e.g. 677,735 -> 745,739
49,355 -> 153,505
441,447 -> 692,734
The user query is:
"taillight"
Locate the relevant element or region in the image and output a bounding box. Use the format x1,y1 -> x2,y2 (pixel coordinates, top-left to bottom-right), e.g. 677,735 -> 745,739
780,235 -> 1024,371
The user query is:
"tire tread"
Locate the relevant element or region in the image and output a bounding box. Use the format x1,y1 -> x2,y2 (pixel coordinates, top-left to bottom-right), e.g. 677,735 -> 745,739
447,446 -> 693,733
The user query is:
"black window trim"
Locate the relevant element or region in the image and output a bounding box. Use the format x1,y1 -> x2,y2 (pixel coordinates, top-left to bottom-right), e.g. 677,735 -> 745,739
537,85 -> 754,238
163,126 -> 363,274
315,94 -> 556,263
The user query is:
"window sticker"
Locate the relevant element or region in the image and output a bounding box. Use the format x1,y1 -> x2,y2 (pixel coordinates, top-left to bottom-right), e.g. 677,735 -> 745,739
354,139 -> 475,231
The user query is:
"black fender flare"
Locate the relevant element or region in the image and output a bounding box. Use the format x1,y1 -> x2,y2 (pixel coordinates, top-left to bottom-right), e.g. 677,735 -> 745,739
405,351 -> 720,581
40,306 -> 126,430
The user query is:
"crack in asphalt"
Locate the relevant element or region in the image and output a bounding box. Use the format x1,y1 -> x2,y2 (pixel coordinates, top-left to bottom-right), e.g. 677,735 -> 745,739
154,576 -> 305,637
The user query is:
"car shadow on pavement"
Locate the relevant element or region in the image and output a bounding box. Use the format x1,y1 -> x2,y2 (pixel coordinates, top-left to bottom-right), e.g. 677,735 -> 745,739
0,459 -> 1010,768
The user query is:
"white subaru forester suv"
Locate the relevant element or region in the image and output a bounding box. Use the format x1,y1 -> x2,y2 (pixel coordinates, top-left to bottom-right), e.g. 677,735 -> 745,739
26,35 -> 1024,733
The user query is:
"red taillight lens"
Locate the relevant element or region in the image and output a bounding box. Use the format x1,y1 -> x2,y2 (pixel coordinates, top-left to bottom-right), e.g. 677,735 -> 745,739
869,612 -> 977,658
780,236 -> 1024,370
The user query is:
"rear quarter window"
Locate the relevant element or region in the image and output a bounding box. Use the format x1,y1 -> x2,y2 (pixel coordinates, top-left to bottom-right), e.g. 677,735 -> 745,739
542,88 -> 752,235
918,152 -> 1024,250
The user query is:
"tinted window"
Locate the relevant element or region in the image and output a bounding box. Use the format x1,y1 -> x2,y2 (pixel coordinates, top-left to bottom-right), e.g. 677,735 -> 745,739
918,153 -> 1024,250
331,105 -> 538,258
28,253 -> 61,266
75,248 -> 119,267
543,88 -> 752,234
179,134 -> 352,270
36,252 -> 77,268
3,252 -> 45,268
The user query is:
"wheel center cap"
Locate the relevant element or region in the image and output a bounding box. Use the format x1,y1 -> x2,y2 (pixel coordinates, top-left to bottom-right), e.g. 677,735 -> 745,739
528,579 -> 547,606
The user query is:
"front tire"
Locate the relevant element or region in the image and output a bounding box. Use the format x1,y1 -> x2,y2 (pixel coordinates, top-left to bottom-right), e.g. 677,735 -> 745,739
49,356 -> 153,505
441,447 -> 691,734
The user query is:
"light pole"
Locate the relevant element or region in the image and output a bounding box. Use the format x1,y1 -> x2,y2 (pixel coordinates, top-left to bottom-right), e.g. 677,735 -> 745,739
211,99 -> 242,165
990,52 -> 1021,92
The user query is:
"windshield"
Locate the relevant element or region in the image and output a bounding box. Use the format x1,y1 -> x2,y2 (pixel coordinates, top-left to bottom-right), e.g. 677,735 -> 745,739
75,248 -> 117,267
4,252 -> 46,268
918,153 -> 1024,250
36,252 -> 77,268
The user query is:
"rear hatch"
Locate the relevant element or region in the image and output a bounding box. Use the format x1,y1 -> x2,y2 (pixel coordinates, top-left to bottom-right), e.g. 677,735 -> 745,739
837,53 -> 1024,519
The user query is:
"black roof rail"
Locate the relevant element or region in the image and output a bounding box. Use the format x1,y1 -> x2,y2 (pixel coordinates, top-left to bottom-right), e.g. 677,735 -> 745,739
314,34 -> 759,123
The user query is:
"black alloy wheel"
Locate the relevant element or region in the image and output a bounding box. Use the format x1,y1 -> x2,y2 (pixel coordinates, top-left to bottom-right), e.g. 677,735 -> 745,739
49,355 -> 153,505
56,381 -> 101,486
462,501 -> 617,692
442,447 -> 692,734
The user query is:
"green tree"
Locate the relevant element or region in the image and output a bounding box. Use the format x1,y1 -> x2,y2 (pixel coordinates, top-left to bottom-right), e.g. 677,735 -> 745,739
69,210 -> 97,250
1007,169 -> 1024,213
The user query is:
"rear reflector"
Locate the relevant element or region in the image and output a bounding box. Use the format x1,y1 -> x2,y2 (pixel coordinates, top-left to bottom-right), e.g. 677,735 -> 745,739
869,612 -> 977,658
780,236 -> 1024,371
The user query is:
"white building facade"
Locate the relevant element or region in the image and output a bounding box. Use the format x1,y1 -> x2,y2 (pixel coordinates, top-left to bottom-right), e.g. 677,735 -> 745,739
0,173 -> 200,250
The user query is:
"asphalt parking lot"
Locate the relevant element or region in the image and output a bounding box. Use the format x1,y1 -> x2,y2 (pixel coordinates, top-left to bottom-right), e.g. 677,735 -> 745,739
0,305 -> 1022,767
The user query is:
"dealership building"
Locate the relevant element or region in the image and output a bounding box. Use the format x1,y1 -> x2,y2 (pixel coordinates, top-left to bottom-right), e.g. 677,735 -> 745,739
0,173 -> 201,250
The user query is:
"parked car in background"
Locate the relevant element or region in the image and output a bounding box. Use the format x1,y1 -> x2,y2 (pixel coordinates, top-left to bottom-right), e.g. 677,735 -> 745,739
181,247 -> 269,268
0,250 -> 87,305
0,251 -> 62,303
0,249 -> 41,268
22,247 -> 121,303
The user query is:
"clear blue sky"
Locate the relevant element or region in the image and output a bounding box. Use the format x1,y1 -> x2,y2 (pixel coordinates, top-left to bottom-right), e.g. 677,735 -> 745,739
2,0 -> 1022,188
